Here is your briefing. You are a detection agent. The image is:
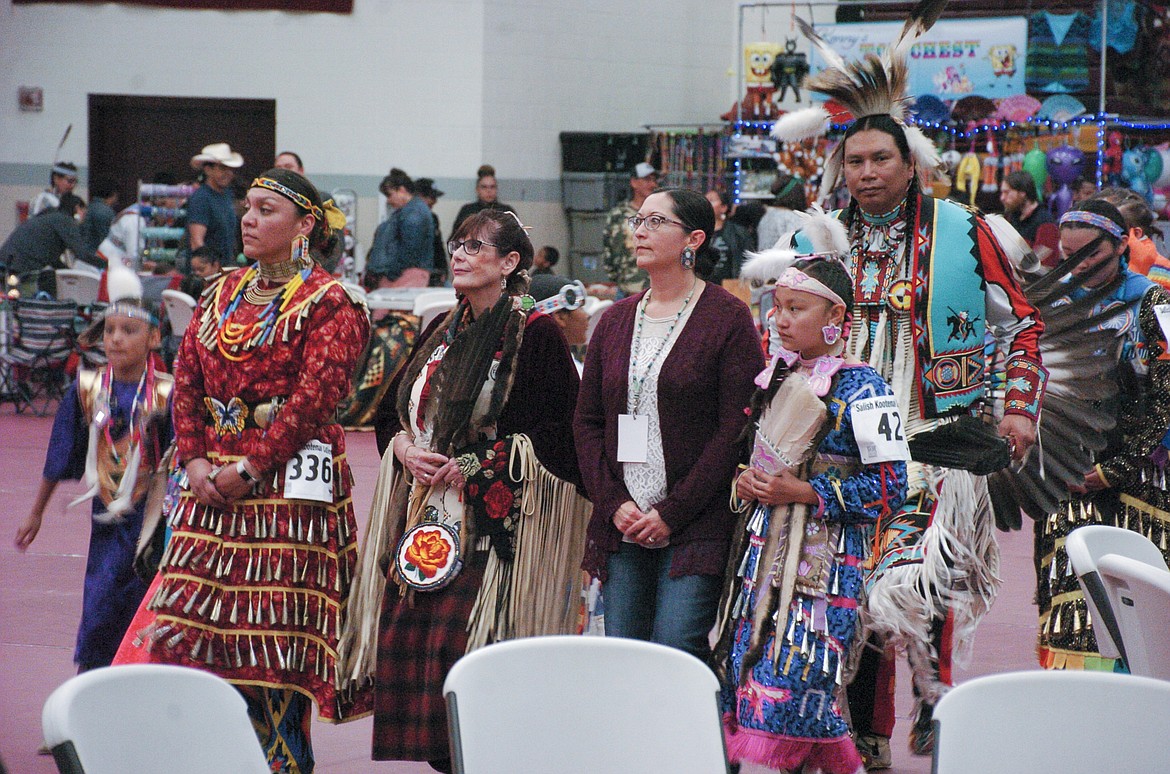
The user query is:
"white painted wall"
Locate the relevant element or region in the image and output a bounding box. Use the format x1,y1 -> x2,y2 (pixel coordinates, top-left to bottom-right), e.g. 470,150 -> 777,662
0,0 -> 743,258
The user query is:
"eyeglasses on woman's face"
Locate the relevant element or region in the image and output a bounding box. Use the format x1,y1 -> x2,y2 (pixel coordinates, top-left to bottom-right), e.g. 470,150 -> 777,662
447,238 -> 497,256
627,214 -> 687,232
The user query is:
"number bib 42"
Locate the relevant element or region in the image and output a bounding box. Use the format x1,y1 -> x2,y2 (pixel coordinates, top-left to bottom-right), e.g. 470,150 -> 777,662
850,396 -> 911,465
284,440 -> 334,503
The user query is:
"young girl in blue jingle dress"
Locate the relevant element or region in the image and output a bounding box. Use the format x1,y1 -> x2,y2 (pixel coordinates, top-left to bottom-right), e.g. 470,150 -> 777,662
15,264 -> 173,671
715,257 -> 907,774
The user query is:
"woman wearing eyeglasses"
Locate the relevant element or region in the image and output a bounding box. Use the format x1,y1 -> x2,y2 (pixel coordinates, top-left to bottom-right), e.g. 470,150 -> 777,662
574,188 -> 763,660
346,210 -> 586,772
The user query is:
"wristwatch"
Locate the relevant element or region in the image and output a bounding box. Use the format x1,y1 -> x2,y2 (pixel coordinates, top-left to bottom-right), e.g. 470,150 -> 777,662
236,459 -> 258,483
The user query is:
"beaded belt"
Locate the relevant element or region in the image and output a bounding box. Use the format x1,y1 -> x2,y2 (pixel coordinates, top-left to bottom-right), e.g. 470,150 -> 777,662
204,396 -> 286,436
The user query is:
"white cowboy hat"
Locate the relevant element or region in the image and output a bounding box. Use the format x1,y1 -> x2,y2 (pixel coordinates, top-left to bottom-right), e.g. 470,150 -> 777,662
190,142 -> 244,169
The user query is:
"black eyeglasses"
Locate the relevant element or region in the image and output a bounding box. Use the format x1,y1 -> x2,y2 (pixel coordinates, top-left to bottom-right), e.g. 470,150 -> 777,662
447,239 -> 498,256
627,214 -> 688,232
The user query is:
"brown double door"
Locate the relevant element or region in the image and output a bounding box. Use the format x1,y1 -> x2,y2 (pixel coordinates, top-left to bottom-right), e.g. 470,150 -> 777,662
88,94 -> 276,206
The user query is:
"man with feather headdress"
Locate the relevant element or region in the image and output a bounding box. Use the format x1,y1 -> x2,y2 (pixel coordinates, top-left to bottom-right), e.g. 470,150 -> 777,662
769,1 -> 1046,763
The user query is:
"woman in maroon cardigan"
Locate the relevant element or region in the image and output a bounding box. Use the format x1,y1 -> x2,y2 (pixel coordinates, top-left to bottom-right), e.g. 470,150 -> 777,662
575,188 -> 763,660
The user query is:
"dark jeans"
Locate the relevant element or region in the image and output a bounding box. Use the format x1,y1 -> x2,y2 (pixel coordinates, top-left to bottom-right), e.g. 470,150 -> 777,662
602,542 -> 722,661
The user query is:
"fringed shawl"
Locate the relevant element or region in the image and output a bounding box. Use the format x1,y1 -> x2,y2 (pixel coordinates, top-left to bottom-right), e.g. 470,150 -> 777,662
338,297 -> 591,685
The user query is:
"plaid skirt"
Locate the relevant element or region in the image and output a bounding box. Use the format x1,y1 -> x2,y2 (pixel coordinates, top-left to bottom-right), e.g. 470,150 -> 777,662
372,547 -> 488,761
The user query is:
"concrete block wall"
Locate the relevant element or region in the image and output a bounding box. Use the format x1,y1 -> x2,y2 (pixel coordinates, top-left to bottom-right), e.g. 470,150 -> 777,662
0,0 -> 742,263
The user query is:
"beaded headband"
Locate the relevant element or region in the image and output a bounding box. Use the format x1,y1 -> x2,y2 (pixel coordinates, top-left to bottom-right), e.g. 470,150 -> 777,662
1059,210 -> 1126,241
103,301 -> 159,327
775,266 -> 845,307
251,177 -> 347,236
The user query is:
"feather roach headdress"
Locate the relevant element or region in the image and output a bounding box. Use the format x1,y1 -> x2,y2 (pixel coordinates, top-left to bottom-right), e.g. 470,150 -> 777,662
771,0 -> 948,201
740,204 -> 851,287
79,261 -> 159,347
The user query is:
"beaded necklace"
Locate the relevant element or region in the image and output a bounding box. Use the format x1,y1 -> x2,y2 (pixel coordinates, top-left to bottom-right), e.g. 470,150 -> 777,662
98,364 -> 153,465
628,279 -> 699,414
215,263 -> 312,362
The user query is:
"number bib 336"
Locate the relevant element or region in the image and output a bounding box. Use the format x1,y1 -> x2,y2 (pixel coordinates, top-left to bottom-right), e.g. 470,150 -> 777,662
284,440 -> 334,503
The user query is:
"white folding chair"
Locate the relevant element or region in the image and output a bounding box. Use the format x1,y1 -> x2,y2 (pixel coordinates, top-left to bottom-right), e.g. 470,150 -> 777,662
1097,553 -> 1170,680
932,670 -> 1170,773
42,663 -> 268,774
584,298 -> 613,345
55,269 -> 101,306
410,289 -> 456,316
443,635 -> 728,774
417,297 -> 456,334
160,289 -> 197,337
341,281 -> 368,305
1066,525 -> 1168,663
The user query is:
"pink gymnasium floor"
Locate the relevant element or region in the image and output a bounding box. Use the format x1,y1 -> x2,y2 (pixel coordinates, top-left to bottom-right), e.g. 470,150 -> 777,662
0,407 -> 1042,774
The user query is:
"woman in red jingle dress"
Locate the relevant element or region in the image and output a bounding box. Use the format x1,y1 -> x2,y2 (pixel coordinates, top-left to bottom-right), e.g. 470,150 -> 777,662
118,169 -> 371,774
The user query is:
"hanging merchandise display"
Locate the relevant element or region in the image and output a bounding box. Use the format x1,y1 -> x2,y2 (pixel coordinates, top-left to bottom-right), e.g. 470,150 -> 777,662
770,38 -> 810,103
136,183 -> 196,268
1023,143 -> 1049,199
954,147 -> 981,207
651,128 -> 728,193
724,41 -> 783,122
721,2 -> 1170,212
1046,144 -> 1087,219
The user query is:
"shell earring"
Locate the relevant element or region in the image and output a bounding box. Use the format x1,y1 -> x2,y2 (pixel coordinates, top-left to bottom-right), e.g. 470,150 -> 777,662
681,246 -> 696,270
822,322 -> 842,345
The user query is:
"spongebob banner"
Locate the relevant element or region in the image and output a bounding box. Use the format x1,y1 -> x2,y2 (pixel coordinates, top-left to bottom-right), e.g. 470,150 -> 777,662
806,17 -> 1027,102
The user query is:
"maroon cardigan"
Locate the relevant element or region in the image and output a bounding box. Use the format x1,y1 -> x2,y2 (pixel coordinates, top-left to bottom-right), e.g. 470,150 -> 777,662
575,282 -> 763,579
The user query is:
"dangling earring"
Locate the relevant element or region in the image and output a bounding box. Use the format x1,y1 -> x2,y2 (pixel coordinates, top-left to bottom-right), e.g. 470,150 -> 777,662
291,234 -> 311,269
500,274 -> 508,292
822,321 -> 842,345
681,246 -> 696,270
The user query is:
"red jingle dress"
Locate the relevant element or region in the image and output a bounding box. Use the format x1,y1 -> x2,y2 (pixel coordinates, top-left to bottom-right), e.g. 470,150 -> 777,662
118,264 -> 372,772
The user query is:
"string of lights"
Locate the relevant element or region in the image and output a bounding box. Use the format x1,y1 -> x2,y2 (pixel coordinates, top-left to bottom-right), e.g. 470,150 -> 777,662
730,113 -> 1170,201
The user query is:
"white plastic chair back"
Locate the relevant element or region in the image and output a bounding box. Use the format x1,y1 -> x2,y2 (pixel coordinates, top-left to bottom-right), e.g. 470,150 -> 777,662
55,270 -> 101,306
69,262 -> 103,278
585,299 -> 613,345
161,289 -> 197,337
417,297 -> 456,334
443,635 -> 728,774
341,281 -> 368,305
1066,525 -> 1168,661
411,289 -> 457,316
932,670 -> 1170,774
42,664 -> 269,774
1097,553 -> 1170,680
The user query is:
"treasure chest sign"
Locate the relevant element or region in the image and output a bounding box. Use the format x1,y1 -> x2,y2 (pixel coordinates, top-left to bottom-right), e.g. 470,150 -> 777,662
806,17 -> 1027,102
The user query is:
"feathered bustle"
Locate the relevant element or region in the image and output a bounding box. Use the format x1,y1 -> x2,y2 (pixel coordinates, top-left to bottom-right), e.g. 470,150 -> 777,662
795,204 -> 850,256
983,213 -> 1040,276
739,248 -> 802,286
